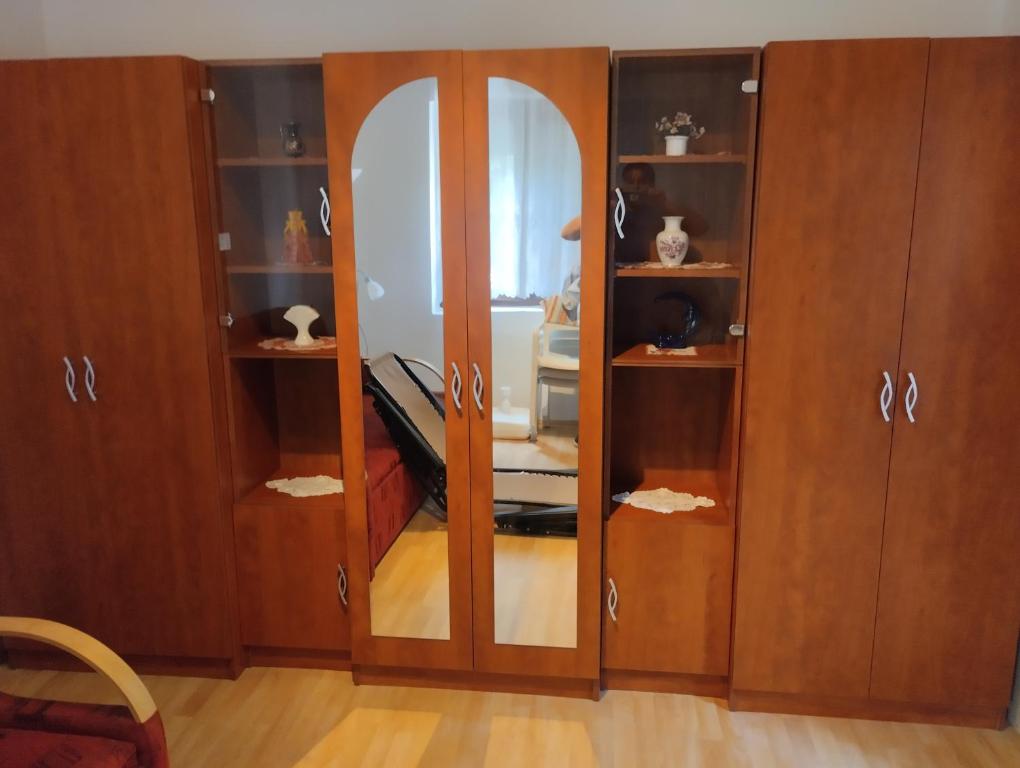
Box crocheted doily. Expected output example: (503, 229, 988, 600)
(265, 475, 344, 497)
(258, 336, 337, 352)
(612, 487, 716, 514)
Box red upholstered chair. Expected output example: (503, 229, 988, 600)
(0, 617, 169, 768)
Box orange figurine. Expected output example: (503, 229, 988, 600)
(282, 210, 313, 265)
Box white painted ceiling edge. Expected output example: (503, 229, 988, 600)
(2, 0, 1018, 59)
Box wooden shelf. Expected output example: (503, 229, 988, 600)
(237, 467, 344, 511)
(609, 475, 730, 526)
(227, 263, 333, 275)
(612, 341, 741, 369)
(228, 338, 337, 359)
(615, 263, 741, 279)
(217, 156, 328, 168)
(618, 153, 746, 165)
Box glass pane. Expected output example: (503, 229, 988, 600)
(488, 78, 581, 648)
(209, 64, 336, 354)
(352, 78, 450, 640)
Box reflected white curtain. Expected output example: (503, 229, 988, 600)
(488, 78, 581, 303)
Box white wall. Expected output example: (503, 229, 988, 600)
(0, 0, 45, 57)
(2, 0, 1015, 59)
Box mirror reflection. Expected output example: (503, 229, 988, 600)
(488, 78, 581, 648)
(352, 78, 451, 640)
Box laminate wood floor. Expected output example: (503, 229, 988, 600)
(2, 664, 1018, 767)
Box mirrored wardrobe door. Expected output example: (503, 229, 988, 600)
(323, 51, 473, 670)
(463, 49, 609, 680)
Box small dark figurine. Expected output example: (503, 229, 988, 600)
(653, 291, 700, 349)
(280, 121, 306, 157)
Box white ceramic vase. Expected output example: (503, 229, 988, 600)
(283, 304, 319, 347)
(664, 135, 689, 156)
(655, 216, 689, 266)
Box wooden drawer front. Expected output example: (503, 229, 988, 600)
(603, 520, 733, 676)
(234, 504, 349, 652)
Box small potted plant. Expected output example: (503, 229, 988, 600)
(655, 112, 706, 156)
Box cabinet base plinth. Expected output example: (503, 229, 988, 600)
(602, 669, 728, 697)
(729, 689, 1007, 730)
(353, 664, 600, 700)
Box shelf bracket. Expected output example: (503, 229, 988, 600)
(200, 88, 216, 104)
(741, 79, 759, 94)
(217, 233, 232, 252)
(729, 324, 745, 337)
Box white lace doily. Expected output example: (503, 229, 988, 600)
(265, 475, 344, 497)
(258, 336, 337, 352)
(613, 487, 716, 514)
(616, 261, 734, 270)
(645, 344, 697, 356)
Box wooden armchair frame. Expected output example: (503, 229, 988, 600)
(0, 617, 157, 722)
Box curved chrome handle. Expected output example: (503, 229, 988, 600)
(337, 563, 348, 607)
(450, 362, 463, 414)
(319, 186, 331, 237)
(904, 371, 918, 424)
(62, 356, 78, 403)
(607, 577, 618, 623)
(471, 362, 484, 415)
(613, 187, 626, 240)
(83, 356, 97, 402)
(880, 370, 893, 423)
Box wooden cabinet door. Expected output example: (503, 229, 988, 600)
(869, 37, 1020, 710)
(732, 39, 929, 698)
(324, 51, 475, 671)
(76, 58, 232, 659)
(1, 58, 233, 660)
(234, 504, 350, 652)
(604, 520, 733, 677)
(463, 48, 608, 681)
(0, 61, 101, 635)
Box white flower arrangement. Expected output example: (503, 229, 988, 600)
(655, 112, 706, 139)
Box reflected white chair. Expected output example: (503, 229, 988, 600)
(529, 321, 580, 440)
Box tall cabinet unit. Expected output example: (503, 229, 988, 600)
(733, 37, 1020, 727)
(202, 60, 350, 667)
(324, 48, 608, 695)
(0, 57, 238, 671)
(602, 49, 759, 693)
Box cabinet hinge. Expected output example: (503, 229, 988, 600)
(219, 312, 234, 329)
(200, 88, 216, 103)
(729, 323, 746, 337)
(741, 79, 759, 94)
(217, 232, 232, 252)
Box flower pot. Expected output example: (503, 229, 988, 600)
(655, 216, 689, 266)
(664, 135, 689, 156)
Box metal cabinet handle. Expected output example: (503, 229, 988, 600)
(319, 187, 331, 236)
(607, 577, 618, 623)
(62, 356, 78, 403)
(904, 371, 918, 424)
(613, 187, 626, 240)
(471, 362, 485, 415)
(83, 356, 98, 402)
(880, 370, 893, 423)
(337, 563, 348, 607)
(450, 362, 463, 414)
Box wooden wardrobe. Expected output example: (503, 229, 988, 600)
(0, 57, 238, 673)
(733, 37, 1020, 728)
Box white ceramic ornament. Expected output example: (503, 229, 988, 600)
(283, 304, 319, 347)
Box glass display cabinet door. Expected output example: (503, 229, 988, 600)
(208, 62, 337, 357)
(323, 51, 473, 671)
(463, 49, 608, 682)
